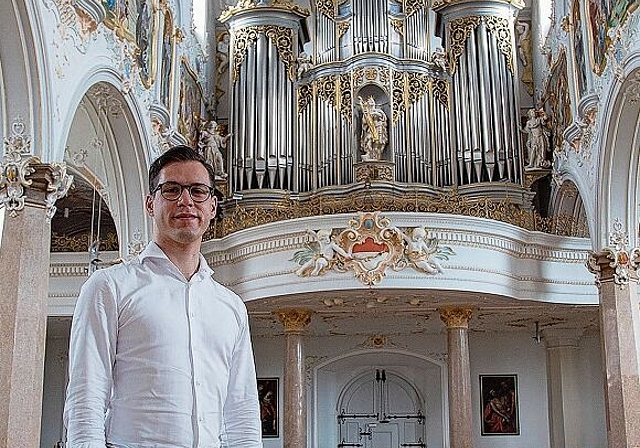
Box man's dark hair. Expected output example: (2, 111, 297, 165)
(148, 145, 216, 193)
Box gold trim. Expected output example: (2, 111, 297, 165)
(51, 231, 119, 252)
(484, 16, 515, 74)
(449, 15, 515, 74)
(448, 16, 481, 74)
(316, 0, 335, 19)
(404, 0, 430, 17)
(389, 18, 405, 36)
(337, 21, 350, 38)
(232, 26, 296, 83)
(205, 189, 590, 239)
(439, 307, 473, 329)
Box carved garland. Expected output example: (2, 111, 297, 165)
(232, 25, 296, 82)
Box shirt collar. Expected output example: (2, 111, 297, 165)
(139, 241, 214, 278)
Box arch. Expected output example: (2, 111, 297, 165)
(548, 177, 591, 239)
(0, 0, 46, 157)
(312, 349, 448, 448)
(596, 56, 640, 249)
(61, 78, 152, 256)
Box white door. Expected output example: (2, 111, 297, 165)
(337, 370, 426, 448)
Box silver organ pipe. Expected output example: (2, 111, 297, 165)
(488, 31, 505, 179)
(476, 23, 494, 180)
(221, 0, 524, 197)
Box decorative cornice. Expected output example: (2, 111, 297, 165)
(439, 307, 473, 329)
(275, 308, 313, 333)
(220, 0, 309, 22)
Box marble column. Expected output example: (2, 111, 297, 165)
(0, 156, 72, 448)
(588, 245, 640, 448)
(543, 329, 584, 448)
(440, 307, 473, 448)
(276, 308, 313, 448)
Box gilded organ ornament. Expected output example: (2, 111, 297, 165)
(232, 25, 296, 82)
(290, 212, 455, 285)
(448, 16, 515, 74)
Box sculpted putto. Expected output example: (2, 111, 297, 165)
(198, 120, 230, 178)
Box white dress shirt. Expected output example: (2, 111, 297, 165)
(64, 242, 263, 448)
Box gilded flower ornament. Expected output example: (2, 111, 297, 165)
(1, 118, 39, 217)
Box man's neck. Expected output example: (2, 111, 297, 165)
(154, 239, 202, 281)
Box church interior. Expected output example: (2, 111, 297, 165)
(1, 0, 640, 446)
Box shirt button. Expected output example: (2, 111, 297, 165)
(196, 380, 202, 386)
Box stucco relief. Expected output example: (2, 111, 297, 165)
(291, 212, 455, 285)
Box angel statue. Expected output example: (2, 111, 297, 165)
(359, 96, 388, 161)
(198, 120, 231, 178)
(392, 226, 455, 274)
(522, 108, 551, 170)
(291, 229, 351, 277)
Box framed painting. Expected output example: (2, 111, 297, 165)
(586, 0, 609, 74)
(542, 50, 572, 153)
(159, 8, 175, 107)
(178, 58, 205, 148)
(480, 375, 519, 436)
(572, 0, 589, 99)
(258, 378, 279, 438)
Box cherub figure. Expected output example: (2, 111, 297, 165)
(297, 51, 313, 79)
(393, 226, 454, 274)
(431, 47, 449, 72)
(291, 229, 351, 276)
(198, 120, 231, 178)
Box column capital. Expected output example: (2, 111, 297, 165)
(439, 307, 473, 329)
(275, 308, 313, 334)
(1, 120, 72, 220)
(587, 219, 640, 288)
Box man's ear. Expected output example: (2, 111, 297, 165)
(145, 194, 154, 216)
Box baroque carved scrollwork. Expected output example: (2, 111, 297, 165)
(449, 16, 515, 74)
(316, 0, 335, 19)
(484, 16, 515, 74)
(297, 82, 314, 113)
(587, 219, 640, 288)
(232, 26, 296, 82)
(1, 118, 73, 220)
(404, 0, 429, 17)
(449, 17, 482, 73)
(339, 73, 353, 123)
(46, 163, 74, 220)
(1, 118, 38, 217)
(290, 212, 455, 285)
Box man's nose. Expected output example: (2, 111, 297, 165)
(177, 187, 194, 205)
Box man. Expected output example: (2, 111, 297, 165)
(64, 146, 263, 448)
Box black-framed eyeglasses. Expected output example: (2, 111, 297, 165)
(152, 182, 214, 203)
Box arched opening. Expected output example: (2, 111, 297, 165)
(548, 178, 590, 238)
(314, 350, 446, 448)
(597, 66, 640, 248)
(60, 81, 150, 259)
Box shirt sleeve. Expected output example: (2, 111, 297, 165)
(63, 271, 118, 447)
(222, 308, 263, 448)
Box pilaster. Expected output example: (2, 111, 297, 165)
(0, 126, 72, 448)
(587, 221, 640, 448)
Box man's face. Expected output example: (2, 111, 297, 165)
(145, 160, 216, 247)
